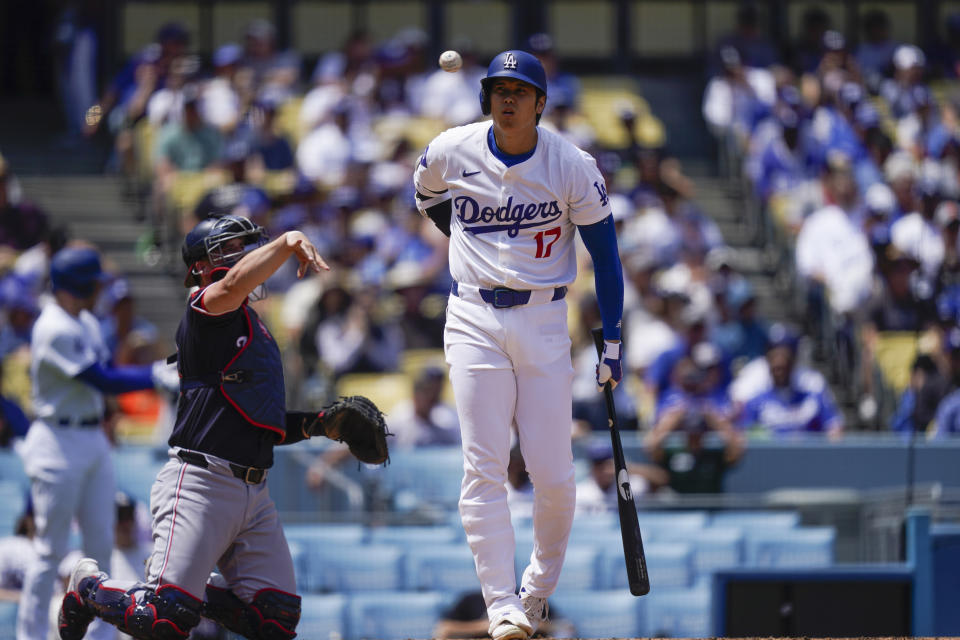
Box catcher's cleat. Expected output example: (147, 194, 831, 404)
(489, 611, 532, 640)
(519, 588, 548, 636)
(58, 557, 104, 640)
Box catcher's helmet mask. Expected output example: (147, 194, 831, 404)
(182, 215, 268, 288)
(479, 49, 548, 123)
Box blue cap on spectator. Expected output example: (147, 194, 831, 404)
(528, 32, 554, 54)
(779, 85, 802, 109)
(720, 46, 742, 70)
(214, 43, 243, 67)
(157, 22, 189, 45)
(222, 138, 250, 163)
(777, 107, 799, 130)
(0, 275, 37, 314)
(767, 323, 799, 352)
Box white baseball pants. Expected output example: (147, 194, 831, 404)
(444, 293, 576, 624)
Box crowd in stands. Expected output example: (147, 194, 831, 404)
(4, 6, 960, 511)
(703, 3, 960, 438)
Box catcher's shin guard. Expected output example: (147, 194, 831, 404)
(89, 582, 203, 639)
(204, 583, 301, 639)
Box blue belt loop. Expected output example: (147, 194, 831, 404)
(552, 286, 567, 301)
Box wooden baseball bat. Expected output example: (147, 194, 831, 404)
(592, 328, 650, 596)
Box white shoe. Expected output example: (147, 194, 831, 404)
(520, 588, 548, 636)
(489, 612, 532, 640)
(67, 558, 103, 595)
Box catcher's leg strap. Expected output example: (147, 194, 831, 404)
(88, 581, 202, 640)
(204, 583, 301, 639)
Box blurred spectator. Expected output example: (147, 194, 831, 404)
(419, 38, 484, 126)
(644, 357, 745, 494)
(0, 358, 29, 448)
(858, 182, 896, 258)
(53, 4, 99, 140)
(884, 150, 919, 217)
(0, 274, 38, 358)
(527, 33, 582, 115)
(739, 330, 844, 439)
(712, 3, 778, 71)
(192, 138, 271, 226)
(750, 105, 822, 206)
(702, 45, 776, 150)
(881, 45, 932, 120)
(930, 13, 960, 78)
(729, 323, 827, 408)
(787, 7, 832, 74)
(387, 366, 460, 449)
(245, 96, 296, 172)
(623, 252, 680, 376)
(930, 329, 960, 437)
(145, 53, 201, 127)
(644, 301, 712, 405)
(240, 19, 301, 102)
(709, 278, 769, 364)
(855, 9, 898, 85)
(795, 153, 874, 316)
(96, 276, 159, 360)
(154, 83, 224, 176)
(891, 352, 949, 435)
(202, 43, 244, 132)
(575, 441, 666, 514)
(384, 261, 446, 350)
(0, 504, 35, 601)
(0, 159, 50, 252)
(84, 21, 190, 139)
(890, 160, 946, 280)
(299, 280, 402, 379)
(297, 99, 356, 188)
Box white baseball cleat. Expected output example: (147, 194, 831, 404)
(520, 588, 549, 636)
(67, 557, 103, 595)
(489, 611, 532, 640)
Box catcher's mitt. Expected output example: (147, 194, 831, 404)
(313, 395, 390, 465)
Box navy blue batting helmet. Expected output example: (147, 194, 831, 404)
(181, 214, 266, 286)
(50, 247, 106, 298)
(479, 50, 547, 117)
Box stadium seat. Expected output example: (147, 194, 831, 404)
(283, 524, 368, 592)
(368, 525, 460, 547)
(550, 590, 647, 638)
(313, 544, 405, 593)
(297, 594, 348, 640)
(384, 447, 464, 510)
(112, 446, 168, 506)
(346, 591, 445, 640)
(637, 510, 710, 538)
(710, 510, 801, 530)
(404, 543, 478, 591)
(667, 527, 744, 575)
(646, 585, 712, 638)
(336, 372, 412, 415)
(0, 481, 26, 536)
(744, 526, 836, 567)
(601, 541, 694, 590)
(0, 601, 17, 640)
(554, 544, 601, 591)
(0, 449, 28, 490)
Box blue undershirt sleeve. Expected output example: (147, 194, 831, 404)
(577, 214, 624, 341)
(76, 362, 154, 394)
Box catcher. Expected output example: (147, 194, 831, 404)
(58, 215, 389, 640)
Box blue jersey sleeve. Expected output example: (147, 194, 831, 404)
(577, 214, 624, 341)
(76, 362, 154, 394)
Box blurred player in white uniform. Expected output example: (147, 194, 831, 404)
(17, 247, 175, 640)
(414, 49, 624, 640)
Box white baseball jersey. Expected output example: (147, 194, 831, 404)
(414, 122, 611, 290)
(30, 304, 109, 422)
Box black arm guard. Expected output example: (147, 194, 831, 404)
(417, 194, 452, 237)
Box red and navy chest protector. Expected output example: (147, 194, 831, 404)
(171, 288, 286, 467)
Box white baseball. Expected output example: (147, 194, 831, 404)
(439, 50, 463, 72)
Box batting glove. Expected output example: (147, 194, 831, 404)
(596, 340, 623, 390)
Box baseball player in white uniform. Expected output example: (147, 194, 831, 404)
(17, 247, 176, 640)
(414, 49, 624, 640)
